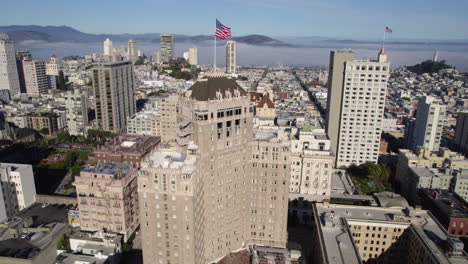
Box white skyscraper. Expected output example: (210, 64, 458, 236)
(411, 96, 446, 152)
(0, 33, 20, 97)
(188, 47, 198, 65)
(226, 40, 236, 74)
(327, 49, 390, 167)
(103, 38, 114, 56)
(128, 39, 138, 63)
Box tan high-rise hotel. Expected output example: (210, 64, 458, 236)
(138, 76, 289, 264)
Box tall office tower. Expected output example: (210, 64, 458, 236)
(22, 60, 48, 96)
(160, 34, 174, 63)
(326, 49, 390, 167)
(91, 61, 136, 133)
(454, 112, 468, 153)
(226, 40, 236, 74)
(15, 51, 32, 93)
(103, 38, 114, 56)
(74, 163, 139, 241)
(411, 96, 446, 152)
(138, 76, 289, 264)
(0, 33, 20, 97)
(0, 163, 36, 222)
(128, 39, 138, 63)
(65, 88, 88, 136)
(188, 47, 198, 65)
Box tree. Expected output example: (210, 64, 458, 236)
(407, 60, 453, 74)
(59, 70, 67, 90)
(39, 128, 50, 135)
(57, 234, 72, 252)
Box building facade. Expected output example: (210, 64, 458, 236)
(454, 112, 468, 154)
(74, 163, 139, 242)
(0, 33, 20, 97)
(188, 47, 198, 65)
(138, 76, 289, 264)
(65, 88, 88, 136)
(128, 39, 138, 63)
(91, 61, 136, 133)
(15, 50, 31, 94)
(226, 41, 236, 74)
(160, 34, 174, 63)
(326, 50, 389, 167)
(0, 163, 36, 222)
(103, 38, 114, 56)
(25, 112, 59, 136)
(23, 60, 48, 96)
(411, 96, 446, 152)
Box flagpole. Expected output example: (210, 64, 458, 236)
(382, 28, 386, 49)
(214, 19, 217, 72)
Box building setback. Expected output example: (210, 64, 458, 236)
(91, 61, 136, 133)
(74, 163, 139, 242)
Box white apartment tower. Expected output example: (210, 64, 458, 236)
(226, 40, 236, 74)
(23, 60, 48, 96)
(160, 34, 174, 63)
(411, 96, 446, 152)
(138, 76, 289, 264)
(66, 88, 89, 136)
(128, 39, 138, 63)
(188, 47, 198, 65)
(326, 49, 390, 167)
(0, 33, 20, 97)
(0, 163, 36, 222)
(104, 38, 114, 56)
(91, 61, 136, 133)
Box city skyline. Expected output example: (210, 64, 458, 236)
(1, 0, 468, 40)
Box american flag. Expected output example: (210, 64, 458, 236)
(385, 26, 393, 33)
(215, 19, 231, 40)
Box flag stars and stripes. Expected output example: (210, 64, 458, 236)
(215, 19, 231, 40)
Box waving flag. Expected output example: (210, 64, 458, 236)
(385, 26, 393, 33)
(215, 19, 231, 40)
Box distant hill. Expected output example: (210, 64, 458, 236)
(0, 25, 291, 47)
(407, 60, 454, 74)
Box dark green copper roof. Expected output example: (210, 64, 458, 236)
(188, 77, 247, 101)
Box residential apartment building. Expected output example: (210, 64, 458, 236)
(326, 49, 389, 167)
(91, 61, 136, 133)
(0, 33, 20, 97)
(452, 169, 468, 202)
(88, 134, 160, 168)
(66, 88, 88, 136)
(160, 34, 174, 63)
(454, 112, 468, 154)
(128, 39, 138, 63)
(45, 54, 59, 76)
(23, 59, 48, 96)
(188, 47, 198, 65)
(410, 96, 446, 152)
(226, 41, 236, 74)
(126, 110, 160, 137)
(157, 94, 178, 144)
(312, 201, 467, 264)
(0, 163, 36, 222)
(15, 51, 32, 94)
(138, 76, 289, 264)
(103, 38, 114, 56)
(74, 163, 139, 242)
(289, 125, 334, 199)
(25, 112, 59, 136)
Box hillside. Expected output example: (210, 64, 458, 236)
(0, 25, 290, 47)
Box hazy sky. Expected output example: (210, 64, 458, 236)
(2, 0, 468, 39)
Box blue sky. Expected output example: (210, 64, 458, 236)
(1, 0, 467, 39)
